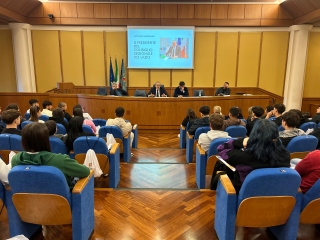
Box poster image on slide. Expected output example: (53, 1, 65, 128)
(159, 38, 189, 59)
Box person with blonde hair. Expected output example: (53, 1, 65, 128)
(213, 106, 222, 115)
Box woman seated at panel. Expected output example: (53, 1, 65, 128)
(73, 108, 96, 134)
(210, 119, 290, 193)
(65, 116, 95, 153)
(10, 122, 90, 189)
(49, 108, 68, 130)
(29, 106, 44, 123)
(181, 108, 197, 130)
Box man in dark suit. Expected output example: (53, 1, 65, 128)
(188, 106, 210, 135)
(148, 81, 169, 97)
(166, 40, 181, 58)
(110, 82, 128, 96)
(215, 82, 231, 96)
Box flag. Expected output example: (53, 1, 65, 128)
(115, 58, 119, 88)
(109, 57, 114, 91)
(120, 58, 127, 92)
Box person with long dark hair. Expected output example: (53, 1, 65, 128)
(73, 108, 96, 133)
(11, 122, 89, 189)
(211, 119, 290, 192)
(29, 106, 44, 123)
(49, 107, 68, 130)
(181, 108, 197, 129)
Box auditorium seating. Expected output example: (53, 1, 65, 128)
(99, 126, 131, 162)
(56, 123, 67, 134)
(186, 126, 210, 163)
(214, 168, 302, 240)
(21, 120, 33, 129)
(97, 86, 107, 96)
(286, 135, 318, 153)
(194, 89, 205, 96)
(225, 126, 246, 138)
(39, 115, 49, 122)
(49, 136, 68, 155)
(179, 125, 187, 149)
(7, 165, 94, 240)
(82, 125, 94, 134)
(0, 183, 7, 222)
(0, 134, 23, 164)
(279, 125, 284, 131)
(93, 118, 107, 127)
(299, 122, 316, 132)
(134, 89, 147, 97)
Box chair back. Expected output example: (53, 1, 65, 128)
(236, 168, 301, 227)
(56, 123, 67, 134)
(225, 126, 246, 138)
(75, 153, 109, 175)
(194, 89, 205, 96)
(93, 118, 107, 127)
(279, 125, 284, 131)
(268, 117, 276, 121)
(99, 126, 124, 152)
(0, 183, 7, 222)
(49, 136, 68, 154)
(73, 136, 108, 156)
(21, 120, 33, 129)
(194, 126, 210, 140)
(207, 138, 233, 157)
(299, 122, 316, 132)
(241, 119, 247, 124)
(134, 89, 147, 97)
(97, 86, 107, 96)
(318, 123, 320, 128)
(82, 125, 93, 133)
(0, 134, 23, 151)
(8, 165, 72, 225)
(300, 179, 320, 224)
(24, 112, 30, 120)
(39, 115, 49, 122)
(286, 135, 318, 153)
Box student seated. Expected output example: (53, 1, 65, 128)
(211, 119, 290, 192)
(261, 105, 273, 119)
(41, 100, 53, 117)
(198, 114, 231, 152)
(181, 108, 197, 129)
(312, 106, 320, 123)
(188, 106, 210, 135)
(6, 103, 26, 129)
(73, 104, 93, 120)
(45, 120, 67, 143)
(58, 102, 72, 122)
(221, 107, 246, 131)
(26, 98, 39, 113)
(73, 108, 96, 134)
(289, 109, 311, 128)
(1, 109, 22, 136)
(279, 111, 306, 147)
(11, 122, 90, 189)
(29, 106, 45, 123)
(49, 108, 68, 130)
(265, 103, 286, 126)
(246, 106, 264, 136)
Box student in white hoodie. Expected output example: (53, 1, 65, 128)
(198, 114, 231, 152)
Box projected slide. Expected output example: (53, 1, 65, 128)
(127, 27, 194, 69)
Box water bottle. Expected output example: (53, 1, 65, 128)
(199, 91, 201, 97)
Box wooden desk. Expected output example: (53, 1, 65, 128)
(0, 93, 269, 133)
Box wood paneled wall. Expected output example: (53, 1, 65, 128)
(27, 3, 293, 27)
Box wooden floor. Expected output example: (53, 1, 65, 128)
(1, 134, 320, 240)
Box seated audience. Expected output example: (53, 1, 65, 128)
(266, 103, 286, 126)
(29, 106, 44, 123)
(246, 106, 253, 123)
(222, 107, 246, 131)
(174, 81, 189, 97)
(289, 109, 311, 128)
(148, 81, 169, 97)
(215, 82, 230, 96)
(11, 122, 90, 189)
(41, 100, 53, 117)
(181, 108, 197, 129)
(73, 108, 96, 133)
(246, 106, 264, 136)
(188, 106, 210, 135)
(279, 111, 306, 147)
(65, 116, 95, 152)
(26, 98, 39, 113)
(261, 105, 273, 119)
(312, 106, 320, 123)
(1, 109, 22, 136)
(110, 82, 128, 96)
(211, 119, 290, 192)
(58, 102, 72, 122)
(5, 103, 25, 129)
(106, 107, 134, 147)
(295, 150, 320, 194)
(45, 120, 67, 143)
(213, 106, 222, 115)
(198, 114, 231, 152)
(49, 108, 68, 130)
(73, 104, 93, 120)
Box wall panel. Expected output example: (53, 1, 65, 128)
(237, 32, 261, 87)
(215, 32, 238, 87)
(83, 32, 105, 86)
(172, 70, 192, 88)
(128, 69, 148, 87)
(304, 32, 320, 98)
(60, 31, 84, 85)
(259, 32, 289, 96)
(0, 30, 16, 92)
(193, 32, 215, 87)
(32, 30, 61, 92)
(150, 70, 170, 87)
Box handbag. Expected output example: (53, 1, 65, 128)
(106, 133, 116, 150)
(83, 149, 103, 178)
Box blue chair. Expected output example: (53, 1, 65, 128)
(299, 122, 316, 132)
(215, 168, 302, 240)
(318, 123, 320, 128)
(0, 134, 23, 164)
(64, 117, 68, 123)
(240, 119, 247, 124)
(93, 118, 107, 127)
(286, 135, 318, 153)
(7, 165, 94, 240)
(225, 126, 246, 138)
(39, 115, 49, 122)
(56, 123, 67, 134)
(268, 117, 276, 121)
(134, 89, 147, 97)
(0, 120, 6, 129)
(0, 183, 7, 222)
(179, 122, 189, 149)
(24, 112, 30, 120)
(196, 138, 233, 189)
(73, 136, 120, 188)
(21, 120, 33, 129)
(99, 126, 131, 162)
(279, 125, 284, 131)
(49, 136, 68, 155)
(82, 125, 94, 133)
(186, 126, 210, 163)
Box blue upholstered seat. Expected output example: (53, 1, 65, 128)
(186, 126, 210, 163)
(0, 134, 23, 164)
(49, 136, 68, 155)
(300, 179, 320, 224)
(215, 168, 302, 240)
(24, 112, 30, 120)
(299, 122, 316, 132)
(134, 89, 147, 97)
(39, 115, 49, 122)
(225, 126, 246, 138)
(93, 118, 107, 127)
(7, 165, 94, 239)
(21, 120, 33, 129)
(82, 125, 94, 133)
(279, 125, 284, 131)
(56, 123, 67, 134)
(286, 135, 318, 153)
(0, 183, 7, 222)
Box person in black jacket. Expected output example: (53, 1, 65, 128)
(181, 108, 197, 129)
(246, 106, 264, 137)
(110, 82, 128, 96)
(58, 102, 72, 122)
(49, 108, 68, 130)
(188, 106, 210, 135)
(215, 82, 230, 96)
(148, 81, 169, 97)
(312, 106, 320, 124)
(174, 81, 189, 97)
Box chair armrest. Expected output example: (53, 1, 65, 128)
(133, 124, 137, 130)
(187, 132, 194, 139)
(110, 143, 120, 154)
(181, 125, 186, 130)
(197, 144, 205, 155)
(72, 170, 94, 194)
(220, 174, 236, 195)
(123, 133, 130, 139)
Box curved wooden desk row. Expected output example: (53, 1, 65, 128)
(0, 93, 269, 132)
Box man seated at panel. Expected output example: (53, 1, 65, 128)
(1, 109, 22, 136)
(215, 82, 230, 96)
(106, 107, 134, 148)
(265, 103, 286, 126)
(58, 102, 72, 122)
(148, 81, 169, 97)
(188, 106, 210, 135)
(110, 82, 128, 96)
(26, 98, 39, 113)
(279, 111, 306, 147)
(41, 100, 53, 117)
(174, 81, 189, 98)
(246, 106, 264, 137)
(221, 107, 246, 131)
(198, 114, 231, 152)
